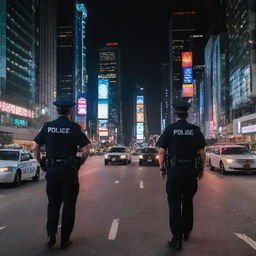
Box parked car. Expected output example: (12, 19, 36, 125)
(104, 146, 132, 165)
(208, 145, 256, 174)
(0, 149, 41, 186)
(139, 147, 159, 166)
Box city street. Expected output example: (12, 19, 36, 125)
(1, 156, 256, 256)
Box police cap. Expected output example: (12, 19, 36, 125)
(173, 101, 191, 113)
(53, 98, 76, 109)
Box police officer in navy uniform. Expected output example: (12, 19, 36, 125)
(32, 98, 90, 249)
(156, 101, 206, 250)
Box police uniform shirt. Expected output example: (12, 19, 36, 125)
(34, 116, 90, 159)
(156, 120, 206, 158)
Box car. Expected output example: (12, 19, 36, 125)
(208, 145, 256, 174)
(0, 149, 41, 186)
(205, 146, 215, 164)
(104, 146, 132, 165)
(139, 147, 159, 166)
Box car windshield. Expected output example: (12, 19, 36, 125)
(221, 147, 252, 155)
(141, 148, 158, 154)
(0, 151, 20, 161)
(109, 148, 126, 153)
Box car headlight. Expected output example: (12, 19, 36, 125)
(0, 167, 12, 172)
(225, 159, 235, 164)
(139, 155, 143, 159)
(156, 155, 159, 159)
(105, 155, 109, 159)
(120, 155, 126, 159)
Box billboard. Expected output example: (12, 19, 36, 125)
(182, 52, 193, 68)
(136, 123, 144, 140)
(98, 120, 108, 136)
(98, 101, 108, 119)
(136, 96, 144, 104)
(136, 104, 144, 112)
(182, 84, 194, 97)
(77, 96, 87, 115)
(136, 112, 144, 122)
(183, 67, 193, 84)
(98, 79, 109, 99)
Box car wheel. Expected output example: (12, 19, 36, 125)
(105, 160, 108, 165)
(13, 170, 21, 187)
(209, 159, 214, 170)
(220, 161, 227, 175)
(32, 167, 40, 181)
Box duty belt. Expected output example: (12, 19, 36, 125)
(46, 158, 69, 166)
(177, 159, 194, 164)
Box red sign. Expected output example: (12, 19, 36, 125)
(77, 97, 87, 116)
(182, 84, 194, 97)
(106, 42, 118, 46)
(182, 52, 193, 67)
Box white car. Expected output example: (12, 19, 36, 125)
(104, 146, 132, 165)
(0, 149, 41, 186)
(208, 145, 256, 174)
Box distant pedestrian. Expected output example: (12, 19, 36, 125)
(32, 98, 90, 249)
(156, 101, 206, 250)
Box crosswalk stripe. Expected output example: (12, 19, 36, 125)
(235, 233, 256, 250)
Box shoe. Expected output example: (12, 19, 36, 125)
(183, 232, 190, 241)
(168, 238, 182, 250)
(47, 234, 56, 247)
(61, 239, 72, 249)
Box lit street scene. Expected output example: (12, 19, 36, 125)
(1, 0, 256, 255)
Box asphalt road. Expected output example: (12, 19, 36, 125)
(1, 156, 256, 256)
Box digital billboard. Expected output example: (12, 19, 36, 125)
(98, 101, 108, 119)
(182, 52, 193, 68)
(136, 96, 144, 104)
(183, 67, 193, 84)
(136, 123, 144, 140)
(98, 120, 108, 136)
(182, 84, 194, 97)
(136, 112, 144, 122)
(136, 104, 144, 112)
(77, 97, 87, 115)
(98, 79, 109, 99)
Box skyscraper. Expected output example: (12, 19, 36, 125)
(56, 0, 88, 126)
(0, 0, 37, 141)
(98, 43, 122, 144)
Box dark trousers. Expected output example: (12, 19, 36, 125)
(166, 167, 198, 241)
(46, 164, 79, 241)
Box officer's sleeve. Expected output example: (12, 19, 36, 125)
(34, 125, 46, 146)
(155, 130, 168, 149)
(195, 127, 207, 150)
(77, 128, 91, 148)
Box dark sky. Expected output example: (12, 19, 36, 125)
(85, 0, 211, 142)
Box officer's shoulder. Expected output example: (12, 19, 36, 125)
(188, 123, 201, 131)
(163, 124, 174, 133)
(70, 121, 83, 130)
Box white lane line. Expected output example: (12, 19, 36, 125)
(235, 233, 256, 250)
(114, 180, 120, 184)
(120, 176, 123, 179)
(108, 219, 120, 240)
(140, 180, 144, 189)
(58, 225, 61, 229)
(0, 226, 6, 231)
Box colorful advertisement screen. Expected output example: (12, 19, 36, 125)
(182, 52, 193, 68)
(98, 79, 109, 99)
(77, 97, 87, 115)
(183, 67, 193, 84)
(136, 112, 144, 122)
(136, 96, 144, 104)
(136, 123, 144, 140)
(98, 101, 108, 119)
(98, 120, 108, 136)
(182, 84, 194, 97)
(136, 104, 144, 112)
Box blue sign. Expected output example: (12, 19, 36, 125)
(183, 67, 193, 84)
(136, 96, 144, 104)
(98, 79, 109, 99)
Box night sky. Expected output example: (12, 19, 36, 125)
(85, 0, 212, 143)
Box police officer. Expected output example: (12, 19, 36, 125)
(156, 101, 206, 250)
(32, 98, 90, 249)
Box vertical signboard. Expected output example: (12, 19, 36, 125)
(182, 84, 194, 97)
(182, 52, 193, 98)
(98, 79, 109, 99)
(77, 96, 87, 115)
(136, 95, 144, 141)
(182, 52, 193, 68)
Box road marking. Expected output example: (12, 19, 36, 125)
(139, 168, 142, 170)
(58, 225, 61, 229)
(114, 181, 119, 184)
(0, 226, 6, 231)
(235, 233, 256, 250)
(108, 219, 120, 240)
(140, 180, 144, 189)
(120, 176, 123, 179)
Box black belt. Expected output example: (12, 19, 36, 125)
(177, 159, 194, 164)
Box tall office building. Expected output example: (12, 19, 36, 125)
(98, 43, 122, 144)
(169, 4, 207, 122)
(57, 0, 88, 127)
(37, 0, 57, 121)
(0, 0, 37, 141)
